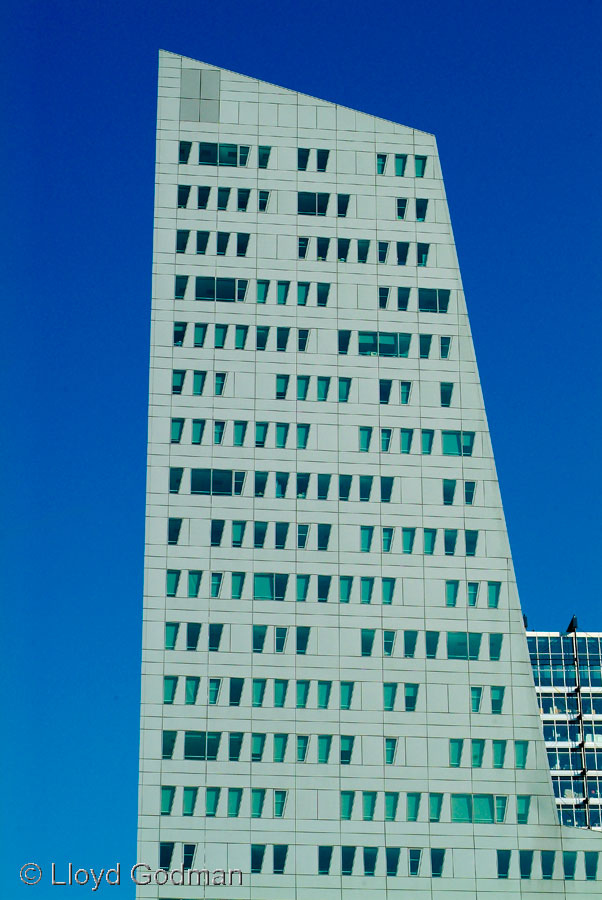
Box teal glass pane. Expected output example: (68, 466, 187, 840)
(473, 795, 494, 825)
(442, 430, 461, 455)
(421, 429, 434, 454)
(449, 739, 463, 767)
(404, 683, 419, 711)
(495, 795, 508, 823)
(400, 428, 413, 453)
(470, 686, 482, 712)
(465, 530, 479, 556)
(424, 528, 437, 555)
(492, 740, 506, 768)
(317, 680, 331, 708)
(227, 788, 242, 817)
(467, 581, 479, 606)
(340, 791, 354, 820)
(383, 683, 397, 711)
(415, 155, 427, 177)
(515, 740, 529, 769)
(491, 685, 505, 714)
(382, 578, 395, 605)
(206, 787, 220, 817)
(251, 789, 265, 818)
(277, 280, 290, 304)
(471, 739, 485, 767)
(445, 580, 459, 607)
(406, 792, 421, 821)
(489, 633, 503, 660)
(563, 852, 577, 880)
(516, 795, 530, 824)
(165, 622, 179, 650)
(487, 581, 501, 608)
(182, 786, 197, 816)
(402, 528, 415, 553)
(541, 850, 555, 880)
(451, 794, 472, 823)
(403, 630, 417, 658)
(385, 792, 398, 821)
(231, 572, 245, 599)
(429, 793, 443, 822)
(442, 479, 456, 505)
(394, 154, 407, 176)
(497, 850, 511, 879)
(185, 677, 199, 704)
(166, 570, 180, 597)
(425, 631, 439, 659)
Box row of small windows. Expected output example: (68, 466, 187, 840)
(178, 184, 270, 211)
(174, 276, 452, 313)
(172, 321, 453, 360)
(548, 748, 602, 772)
(528, 635, 602, 666)
(160, 785, 287, 818)
(173, 321, 310, 351)
(532, 663, 602, 688)
(449, 737, 527, 769)
(178, 142, 430, 179)
(158, 784, 531, 825)
(157, 841, 599, 881)
(297, 192, 428, 221)
(377, 152, 428, 177)
(169, 418, 312, 449)
(162, 675, 506, 713)
(161, 612, 504, 663)
(163, 675, 424, 711)
(168, 467, 477, 510)
(168, 419, 476, 458)
(161, 731, 512, 767)
(297, 235, 431, 266)
(175, 517, 481, 557)
(171, 368, 457, 409)
(544, 722, 602, 743)
(176, 234, 433, 265)
(163, 575, 498, 609)
(538, 692, 602, 715)
(339, 329, 451, 359)
(553, 775, 602, 800)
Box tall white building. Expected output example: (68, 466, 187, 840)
(138, 50, 602, 896)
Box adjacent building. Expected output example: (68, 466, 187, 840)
(137, 50, 602, 896)
(528, 629, 602, 831)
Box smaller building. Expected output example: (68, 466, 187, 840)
(528, 628, 602, 829)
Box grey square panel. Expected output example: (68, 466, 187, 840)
(181, 68, 201, 99)
(199, 100, 219, 123)
(200, 69, 220, 100)
(180, 98, 200, 122)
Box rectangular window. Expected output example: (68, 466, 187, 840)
(378, 240, 388, 262)
(416, 197, 428, 221)
(396, 242, 409, 265)
(257, 145, 271, 168)
(316, 149, 330, 171)
(376, 153, 387, 174)
(357, 239, 370, 263)
(337, 193, 350, 216)
(298, 191, 330, 215)
(394, 154, 407, 176)
(384, 737, 397, 765)
(396, 198, 407, 219)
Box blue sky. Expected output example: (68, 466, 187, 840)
(3, 0, 601, 894)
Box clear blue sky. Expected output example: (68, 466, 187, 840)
(2, 0, 601, 893)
